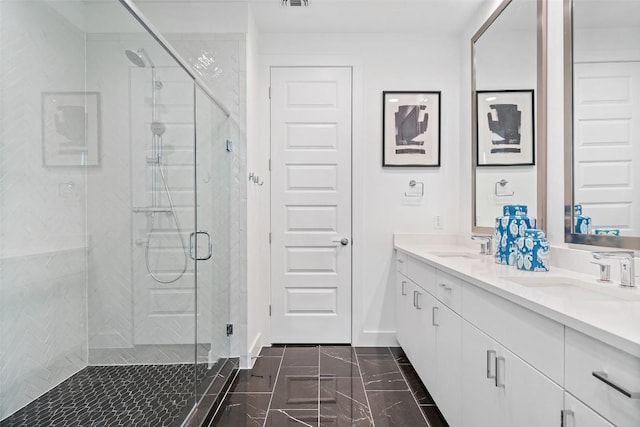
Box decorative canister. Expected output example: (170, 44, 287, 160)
(494, 206, 537, 266)
(573, 204, 591, 234)
(503, 205, 528, 216)
(574, 215, 591, 234)
(593, 228, 620, 236)
(523, 228, 545, 239)
(516, 236, 550, 272)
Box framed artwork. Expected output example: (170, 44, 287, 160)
(42, 92, 101, 167)
(476, 89, 534, 166)
(382, 91, 441, 167)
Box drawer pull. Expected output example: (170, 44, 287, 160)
(495, 356, 506, 388)
(413, 291, 418, 307)
(439, 283, 453, 291)
(432, 306, 439, 326)
(401, 281, 407, 296)
(486, 350, 496, 379)
(561, 410, 574, 427)
(592, 371, 640, 399)
(415, 292, 422, 310)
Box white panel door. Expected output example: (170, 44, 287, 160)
(270, 67, 352, 343)
(574, 62, 640, 234)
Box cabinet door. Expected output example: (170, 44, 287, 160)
(395, 273, 411, 352)
(462, 321, 501, 427)
(500, 346, 564, 427)
(412, 286, 437, 391)
(564, 393, 615, 427)
(434, 303, 462, 427)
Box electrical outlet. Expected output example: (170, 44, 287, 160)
(434, 215, 443, 229)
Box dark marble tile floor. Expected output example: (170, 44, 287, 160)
(210, 346, 449, 427)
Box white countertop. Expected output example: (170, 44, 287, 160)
(394, 237, 640, 357)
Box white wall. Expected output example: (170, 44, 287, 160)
(0, 1, 87, 419)
(245, 5, 268, 365)
(254, 32, 462, 346)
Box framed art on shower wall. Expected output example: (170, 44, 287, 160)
(382, 91, 441, 167)
(42, 91, 101, 167)
(476, 89, 534, 166)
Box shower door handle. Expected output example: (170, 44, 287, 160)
(190, 231, 213, 261)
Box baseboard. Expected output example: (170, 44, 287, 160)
(245, 332, 263, 368)
(353, 330, 398, 347)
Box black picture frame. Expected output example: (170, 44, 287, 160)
(382, 91, 441, 167)
(476, 89, 535, 167)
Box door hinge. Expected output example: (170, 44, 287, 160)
(226, 323, 233, 336)
(268, 158, 271, 171)
(269, 232, 271, 244)
(268, 86, 271, 99)
(269, 304, 271, 316)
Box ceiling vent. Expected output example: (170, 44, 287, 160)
(282, 0, 309, 6)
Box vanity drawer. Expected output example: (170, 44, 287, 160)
(435, 270, 463, 314)
(407, 256, 436, 294)
(396, 251, 408, 275)
(565, 328, 640, 427)
(463, 284, 564, 384)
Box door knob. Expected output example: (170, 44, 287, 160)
(332, 238, 349, 246)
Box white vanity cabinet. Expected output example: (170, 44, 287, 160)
(564, 393, 616, 427)
(433, 302, 462, 427)
(461, 321, 563, 427)
(565, 329, 640, 427)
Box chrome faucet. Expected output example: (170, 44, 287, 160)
(472, 235, 493, 255)
(592, 251, 636, 288)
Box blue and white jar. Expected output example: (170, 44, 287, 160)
(503, 205, 528, 216)
(574, 204, 583, 215)
(523, 228, 545, 239)
(593, 228, 620, 236)
(516, 236, 550, 272)
(495, 210, 537, 266)
(574, 215, 591, 234)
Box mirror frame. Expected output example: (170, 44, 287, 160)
(471, 0, 548, 234)
(563, 0, 640, 250)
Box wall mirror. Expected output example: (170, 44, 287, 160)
(472, 0, 547, 233)
(564, 0, 640, 249)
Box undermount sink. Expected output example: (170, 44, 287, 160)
(506, 276, 640, 302)
(429, 251, 482, 260)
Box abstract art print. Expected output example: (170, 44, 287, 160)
(42, 92, 101, 167)
(382, 91, 441, 167)
(476, 90, 534, 166)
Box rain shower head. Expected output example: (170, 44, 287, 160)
(125, 48, 155, 68)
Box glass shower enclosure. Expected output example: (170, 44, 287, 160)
(0, 0, 237, 425)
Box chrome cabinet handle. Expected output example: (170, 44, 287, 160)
(592, 371, 640, 399)
(401, 281, 407, 296)
(439, 283, 453, 291)
(495, 357, 506, 388)
(561, 410, 574, 427)
(413, 291, 418, 308)
(415, 292, 422, 310)
(486, 350, 496, 379)
(432, 306, 439, 326)
(332, 237, 349, 246)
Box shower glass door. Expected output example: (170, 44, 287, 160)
(193, 84, 232, 412)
